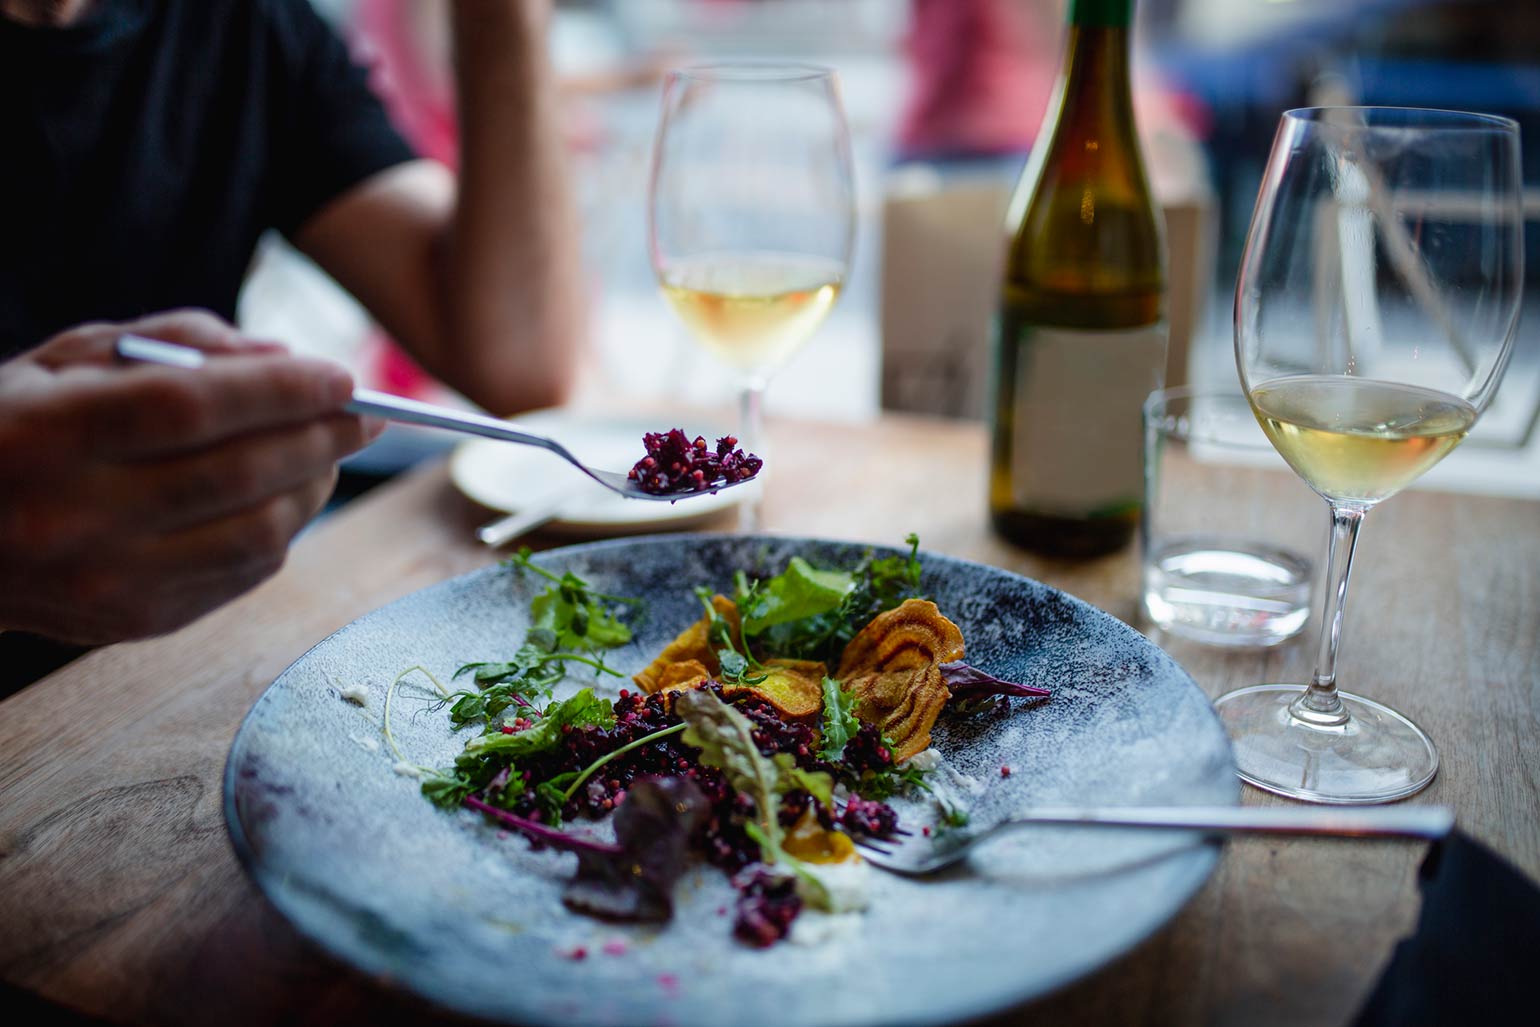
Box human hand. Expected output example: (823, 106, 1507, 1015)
(0, 310, 384, 644)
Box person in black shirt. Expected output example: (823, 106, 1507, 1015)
(0, 0, 584, 644)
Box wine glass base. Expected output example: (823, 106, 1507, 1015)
(1212, 684, 1438, 805)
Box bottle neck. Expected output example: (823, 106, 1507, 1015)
(1069, 0, 1133, 28)
(1055, 18, 1134, 150)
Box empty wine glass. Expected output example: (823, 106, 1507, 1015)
(648, 63, 855, 530)
(1217, 107, 1523, 804)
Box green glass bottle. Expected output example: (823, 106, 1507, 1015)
(988, 0, 1166, 557)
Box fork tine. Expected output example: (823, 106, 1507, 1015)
(854, 826, 981, 877)
(855, 845, 933, 877)
(854, 838, 893, 856)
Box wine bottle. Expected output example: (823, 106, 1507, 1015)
(988, 0, 1166, 556)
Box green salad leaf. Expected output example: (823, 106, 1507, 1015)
(509, 548, 639, 658)
(734, 534, 927, 667)
(462, 688, 615, 760)
(692, 587, 766, 685)
(421, 772, 478, 809)
(422, 688, 617, 811)
(772, 753, 834, 809)
(443, 644, 566, 724)
(862, 532, 924, 614)
(816, 676, 860, 761)
(855, 746, 931, 800)
(674, 689, 838, 910)
(674, 688, 785, 861)
(737, 557, 854, 636)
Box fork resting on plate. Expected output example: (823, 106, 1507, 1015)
(855, 804, 1456, 877)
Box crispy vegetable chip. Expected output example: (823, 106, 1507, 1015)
(654, 659, 713, 692)
(727, 659, 824, 720)
(635, 598, 823, 719)
(836, 598, 965, 678)
(633, 595, 742, 693)
(836, 599, 965, 760)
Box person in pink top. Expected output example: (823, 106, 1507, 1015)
(898, 0, 1059, 163)
(354, 0, 462, 170)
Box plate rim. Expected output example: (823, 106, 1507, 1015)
(224, 532, 1236, 1026)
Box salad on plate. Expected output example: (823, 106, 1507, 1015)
(377, 536, 1050, 947)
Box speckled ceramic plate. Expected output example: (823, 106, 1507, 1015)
(225, 535, 1236, 1027)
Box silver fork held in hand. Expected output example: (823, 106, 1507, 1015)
(114, 335, 752, 502)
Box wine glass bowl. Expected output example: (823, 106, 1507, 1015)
(1217, 107, 1523, 804)
(648, 64, 855, 529)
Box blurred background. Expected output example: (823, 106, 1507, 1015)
(247, 0, 1540, 497)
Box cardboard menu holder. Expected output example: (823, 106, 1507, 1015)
(879, 148, 1215, 420)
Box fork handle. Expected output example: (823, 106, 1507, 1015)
(345, 389, 554, 451)
(1000, 805, 1454, 841)
(114, 334, 560, 454)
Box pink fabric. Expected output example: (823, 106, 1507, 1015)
(345, 0, 454, 398)
(899, 0, 1058, 159)
(349, 0, 459, 168)
(342, 1, 603, 402)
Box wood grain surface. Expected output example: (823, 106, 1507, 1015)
(1, 413, 1535, 1027)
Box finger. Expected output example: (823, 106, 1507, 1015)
(361, 415, 387, 442)
(124, 309, 289, 357)
(143, 472, 336, 580)
(30, 309, 282, 369)
(105, 413, 374, 531)
(34, 555, 278, 645)
(68, 352, 356, 458)
(162, 471, 334, 575)
(2, 474, 336, 644)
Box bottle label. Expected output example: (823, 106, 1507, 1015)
(1004, 320, 1166, 517)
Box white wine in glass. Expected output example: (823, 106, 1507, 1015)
(658, 252, 845, 373)
(1219, 107, 1522, 804)
(1249, 377, 1478, 505)
(649, 64, 855, 531)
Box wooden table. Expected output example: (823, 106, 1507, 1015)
(2, 413, 1536, 1026)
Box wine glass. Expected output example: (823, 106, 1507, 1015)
(648, 63, 855, 530)
(1217, 107, 1523, 804)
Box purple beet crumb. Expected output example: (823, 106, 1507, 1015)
(839, 795, 899, 838)
(627, 429, 762, 496)
(732, 869, 803, 947)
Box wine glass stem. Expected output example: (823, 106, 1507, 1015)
(1291, 502, 1367, 727)
(737, 379, 767, 532)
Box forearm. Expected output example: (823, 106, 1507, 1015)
(294, 0, 586, 414)
(438, 0, 584, 413)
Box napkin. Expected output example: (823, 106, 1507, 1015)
(1355, 829, 1540, 1026)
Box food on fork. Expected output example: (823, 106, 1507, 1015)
(628, 428, 762, 495)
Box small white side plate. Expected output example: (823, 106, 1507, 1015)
(448, 409, 753, 534)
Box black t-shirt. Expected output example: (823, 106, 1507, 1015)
(0, 0, 417, 359)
